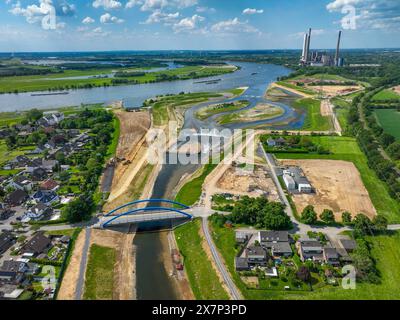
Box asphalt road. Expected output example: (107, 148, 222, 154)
(74, 228, 92, 300)
(201, 217, 242, 300)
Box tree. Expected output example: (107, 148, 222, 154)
(320, 209, 335, 224)
(372, 215, 388, 233)
(26, 108, 43, 122)
(62, 195, 93, 223)
(353, 214, 374, 237)
(296, 266, 311, 283)
(301, 205, 318, 224)
(342, 211, 352, 224)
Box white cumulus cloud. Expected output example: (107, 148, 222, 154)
(100, 13, 124, 24)
(82, 16, 95, 24)
(92, 0, 122, 10)
(173, 14, 204, 33)
(243, 8, 264, 15)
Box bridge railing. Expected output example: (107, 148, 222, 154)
(104, 199, 190, 217)
(102, 207, 193, 228)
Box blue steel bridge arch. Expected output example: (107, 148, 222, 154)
(105, 199, 190, 217)
(102, 207, 193, 228)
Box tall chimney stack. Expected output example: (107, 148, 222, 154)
(335, 30, 342, 66)
(306, 28, 312, 62)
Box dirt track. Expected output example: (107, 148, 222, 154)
(280, 159, 377, 220)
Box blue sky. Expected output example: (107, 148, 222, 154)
(0, 0, 399, 51)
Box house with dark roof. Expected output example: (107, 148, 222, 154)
(0, 231, 16, 255)
(6, 189, 29, 206)
(245, 246, 269, 267)
(258, 231, 292, 257)
(32, 190, 59, 206)
(0, 209, 15, 221)
(297, 239, 324, 262)
(323, 247, 340, 266)
(20, 232, 52, 257)
(31, 167, 48, 181)
(0, 260, 39, 275)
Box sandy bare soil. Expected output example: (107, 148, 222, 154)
(89, 229, 136, 300)
(392, 85, 400, 95)
(280, 159, 377, 220)
(307, 85, 362, 97)
(57, 230, 86, 300)
(216, 164, 280, 202)
(107, 110, 151, 204)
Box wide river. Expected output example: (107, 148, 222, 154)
(0, 61, 291, 112)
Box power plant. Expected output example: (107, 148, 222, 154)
(300, 29, 344, 67)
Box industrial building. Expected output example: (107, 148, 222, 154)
(282, 167, 313, 193)
(300, 29, 344, 67)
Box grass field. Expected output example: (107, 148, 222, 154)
(152, 92, 223, 126)
(83, 244, 116, 300)
(175, 162, 218, 206)
(273, 136, 400, 222)
(210, 219, 400, 299)
(106, 116, 120, 158)
(332, 97, 351, 133)
(276, 81, 315, 95)
(196, 100, 249, 120)
(293, 98, 332, 131)
(174, 219, 229, 300)
(374, 109, 400, 141)
(372, 89, 400, 101)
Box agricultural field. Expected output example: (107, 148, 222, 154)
(174, 219, 229, 300)
(372, 87, 400, 101)
(374, 109, 400, 141)
(273, 136, 400, 223)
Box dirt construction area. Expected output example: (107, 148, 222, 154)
(392, 85, 400, 95)
(280, 159, 377, 220)
(308, 85, 362, 97)
(216, 164, 280, 202)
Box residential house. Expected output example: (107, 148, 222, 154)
(0, 231, 16, 255)
(41, 160, 58, 172)
(339, 239, 357, 254)
(0, 260, 39, 276)
(323, 247, 340, 266)
(10, 155, 30, 169)
(258, 231, 293, 257)
(0, 208, 15, 221)
(9, 176, 33, 192)
(31, 168, 48, 181)
(235, 231, 250, 244)
(22, 203, 52, 222)
(40, 179, 60, 192)
(32, 190, 59, 206)
(26, 158, 44, 173)
(39, 112, 64, 127)
(20, 232, 52, 257)
(245, 245, 269, 267)
(6, 189, 29, 206)
(29, 145, 45, 155)
(235, 257, 249, 271)
(297, 239, 324, 262)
